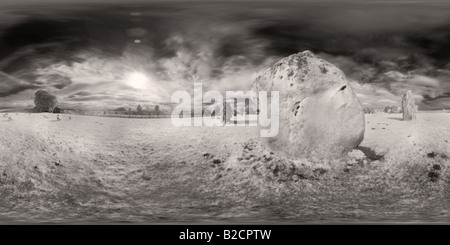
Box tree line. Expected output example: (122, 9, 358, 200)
(32, 90, 162, 116)
(112, 105, 161, 116)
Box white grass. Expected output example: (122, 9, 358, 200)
(0, 112, 449, 223)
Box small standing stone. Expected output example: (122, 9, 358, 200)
(402, 90, 417, 121)
(222, 101, 233, 124)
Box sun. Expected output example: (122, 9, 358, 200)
(125, 72, 150, 89)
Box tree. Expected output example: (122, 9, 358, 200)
(114, 107, 127, 112)
(155, 105, 160, 117)
(34, 90, 58, 112)
(137, 105, 143, 115)
(383, 105, 399, 114)
(363, 107, 375, 114)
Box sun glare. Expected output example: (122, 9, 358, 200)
(125, 72, 150, 89)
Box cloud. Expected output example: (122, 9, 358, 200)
(0, 2, 449, 110)
(349, 81, 401, 109)
(0, 71, 38, 97)
(407, 75, 440, 88)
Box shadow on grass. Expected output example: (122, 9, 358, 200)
(358, 146, 384, 160)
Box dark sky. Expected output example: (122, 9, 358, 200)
(0, 1, 449, 110)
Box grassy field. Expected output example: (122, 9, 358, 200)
(0, 112, 449, 223)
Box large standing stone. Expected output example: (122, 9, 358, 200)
(252, 51, 365, 159)
(402, 90, 417, 121)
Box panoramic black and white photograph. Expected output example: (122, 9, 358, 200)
(0, 0, 449, 225)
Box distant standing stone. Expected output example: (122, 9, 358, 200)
(222, 101, 233, 124)
(402, 90, 417, 121)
